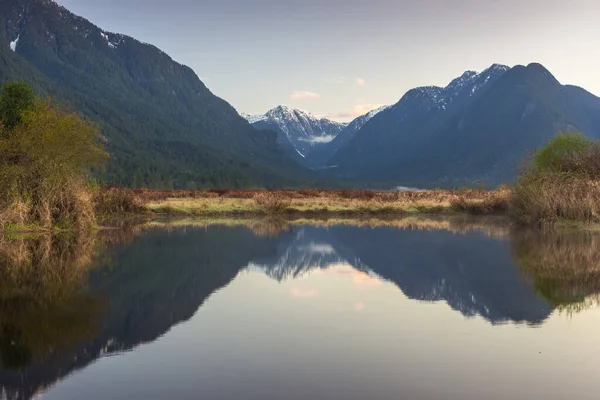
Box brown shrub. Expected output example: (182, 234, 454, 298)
(0, 200, 30, 229)
(451, 190, 510, 215)
(510, 172, 600, 225)
(0, 179, 97, 231)
(559, 142, 600, 177)
(94, 187, 145, 215)
(253, 192, 291, 214)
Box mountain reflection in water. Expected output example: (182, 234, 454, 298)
(0, 218, 599, 400)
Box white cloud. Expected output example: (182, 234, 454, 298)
(320, 104, 385, 122)
(298, 135, 337, 144)
(356, 77, 366, 86)
(290, 90, 321, 100)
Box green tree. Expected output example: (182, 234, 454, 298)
(0, 83, 108, 230)
(0, 82, 35, 131)
(533, 131, 593, 173)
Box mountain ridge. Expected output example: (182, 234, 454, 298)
(331, 62, 600, 187)
(0, 0, 308, 188)
(242, 105, 346, 165)
(243, 104, 388, 168)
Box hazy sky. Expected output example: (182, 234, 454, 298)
(59, 0, 600, 121)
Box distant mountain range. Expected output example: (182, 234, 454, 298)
(244, 62, 600, 187)
(2, 0, 600, 188)
(242, 106, 347, 166)
(242, 105, 388, 167)
(331, 63, 600, 187)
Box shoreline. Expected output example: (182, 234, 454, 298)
(2, 187, 599, 233)
(140, 188, 510, 217)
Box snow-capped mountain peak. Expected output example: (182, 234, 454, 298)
(241, 104, 391, 167)
(393, 63, 510, 115)
(241, 106, 348, 163)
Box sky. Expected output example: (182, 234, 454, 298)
(59, 0, 600, 122)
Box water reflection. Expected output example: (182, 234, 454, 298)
(0, 219, 599, 399)
(0, 234, 104, 399)
(512, 230, 600, 313)
(251, 224, 555, 324)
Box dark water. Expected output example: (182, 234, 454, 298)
(1, 219, 600, 400)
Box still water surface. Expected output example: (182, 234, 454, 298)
(1, 219, 600, 400)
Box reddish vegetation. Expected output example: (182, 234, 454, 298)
(129, 188, 472, 203)
(91, 187, 511, 217)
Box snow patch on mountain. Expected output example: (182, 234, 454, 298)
(242, 106, 346, 142)
(241, 105, 347, 162)
(392, 64, 510, 116)
(241, 113, 267, 124)
(339, 105, 391, 139)
(366, 105, 390, 119)
(9, 35, 19, 52)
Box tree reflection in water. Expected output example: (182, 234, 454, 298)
(0, 233, 105, 370)
(512, 230, 600, 313)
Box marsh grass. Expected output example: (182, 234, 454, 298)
(141, 188, 502, 217)
(450, 188, 511, 215)
(510, 135, 600, 226)
(253, 192, 292, 214)
(94, 187, 145, 215)
(510, 172, 600, 226)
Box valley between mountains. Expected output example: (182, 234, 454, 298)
(1, 0, 600, 191)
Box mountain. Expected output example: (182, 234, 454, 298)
(312, 105, 390, 165)
(242, 106, 347, 166)
(331, 63, 600, 187)
(0, 0, 306, 189)
(243, 105, 388, 168)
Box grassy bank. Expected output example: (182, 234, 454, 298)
(129, 188, 511, 217)
(0, 80, 597, 232)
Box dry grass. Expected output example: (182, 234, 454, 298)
(451, 188, 511, 215)
(0, 179, 97, 232)
(94, 187, 145, 215)
(252, 192, 292, 214)
(139, 188, 508, 217)
(510, 173, 600, 226)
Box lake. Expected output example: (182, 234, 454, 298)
(1, 217, 599, 400)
